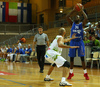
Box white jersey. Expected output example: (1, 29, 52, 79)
(18, 43, 22, 48)
(49, 35, 63, 55)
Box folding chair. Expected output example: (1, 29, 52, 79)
(91, 52, 99, 69)
(29, 51, 37, 64)
(86, 52, 99, 68)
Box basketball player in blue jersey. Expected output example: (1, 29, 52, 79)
(66, 7, 89, 80)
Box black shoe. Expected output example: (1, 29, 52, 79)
(44, 78, 54, 81)
(40, 70, 43, 73)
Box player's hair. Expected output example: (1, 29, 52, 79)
(59, 28, 65, 35)
(38, 26, 43, 29)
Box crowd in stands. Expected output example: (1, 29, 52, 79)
(0, 44, 32, 63)
(83, 21, 100, 46)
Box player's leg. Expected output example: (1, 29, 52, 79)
(59, 61, 72, 86)
(44, 63, 55, 81)
(40, 46, 46, 73)
(80, 56, 89, 80)
(78, 41, 89, 80)
(68, 40, 76, 79)
(36, 46, 41, 72)
(67, 57, 74, 79)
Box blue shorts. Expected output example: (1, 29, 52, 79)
(68, 40, 85, 57)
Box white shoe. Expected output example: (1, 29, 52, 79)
(44, 78, 54, 81)
(59, 81, 72, 86)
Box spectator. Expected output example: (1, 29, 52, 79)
(83, 36, 90, 45)
(20, 45, 32, 63)
(17, 40, 22, 48)
(14, 46, 21, 62)
(6, 46, 12, 62)
(89, 27, 95, 35)
(91, 36, 100, 46)
(85, 20, 91, 27)
(95, 34, 99, 40)
(93, 23, 97, 29)
(12, 45, 16, 53)
(23, 46, 27, 54)
(95, 22, 100, 39)
(25, 44, 32, 56)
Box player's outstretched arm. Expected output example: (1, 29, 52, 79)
(66, 8, 76, 25)
(64, 33, 77, 42)
(57, 37, 79, 48)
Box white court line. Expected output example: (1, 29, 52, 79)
(0, 79, 99, 85)
(29, 67, 100, 77)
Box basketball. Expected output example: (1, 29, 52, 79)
(75, 3, 83, 12)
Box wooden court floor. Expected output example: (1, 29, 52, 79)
(0, 62, 100, 87)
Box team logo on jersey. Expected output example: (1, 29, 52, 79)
(45, 55, 48, 58)
(75, 26, 79, 29)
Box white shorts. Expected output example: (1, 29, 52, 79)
(45, 50, 66, 68)
(7, 53, 14, 60)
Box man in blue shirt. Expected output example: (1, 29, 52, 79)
(25, 45, 32, 56)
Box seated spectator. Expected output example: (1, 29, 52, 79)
(19, 45, 31, 63)
(12, 45, 17, 62)
(1, 46, 7, 61)
(23, 46, 27, 54)
(95, 34, 99, 40)
(20, 45, 32, 63)
(85, 20, 91, 27)
(95, 22, 100, 39)
(14, 46, 21, 62)
(89, 27, 95, 35)
(6, 46, 12, 62)
(12, 45, 16, 52)
(20, 37, 26, 43)
(83, 36, 90, 46)
(25, 44, 32, 56)
(91, 36, 100, 46)
(93, 23, 97, 29)
(17, 40, 22, 48)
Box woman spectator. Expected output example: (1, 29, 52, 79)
(83, 36, 90, 46)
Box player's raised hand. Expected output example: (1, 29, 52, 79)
(72, 33, 78, 39)
(71, 46, 79, 49)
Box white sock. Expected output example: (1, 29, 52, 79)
(46, 75, 50, 78)
(70, 69, 73, 74)
(83, 69, 87, 74)
(61, 77, 66, 82)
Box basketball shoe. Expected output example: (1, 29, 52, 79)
(44, 78, 54, 81)
(59, 81, 72, 86)
(84, 73, 89, 80)
(67, 73, 74, 79)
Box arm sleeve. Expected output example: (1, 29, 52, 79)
(33, 35, 37, 42)
(45, 34, 49, 41)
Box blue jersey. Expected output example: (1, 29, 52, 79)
(7, 48, 12, 53)
(71, 22, 83, 41)
(26, 48, 32, 56)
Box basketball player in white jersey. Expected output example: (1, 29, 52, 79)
(44, 28, 79, 86)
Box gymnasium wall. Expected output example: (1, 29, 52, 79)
(29, 0, 59, 25)
(84, 0, 100, 8)
(29, 0, 82, 25)
(66, 0, 81, 7)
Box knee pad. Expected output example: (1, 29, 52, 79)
(70, 57, 74, 62)
(80, 56, 84, 62)
(63, 61, 70, 68)
(51, 63, 56, 67)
